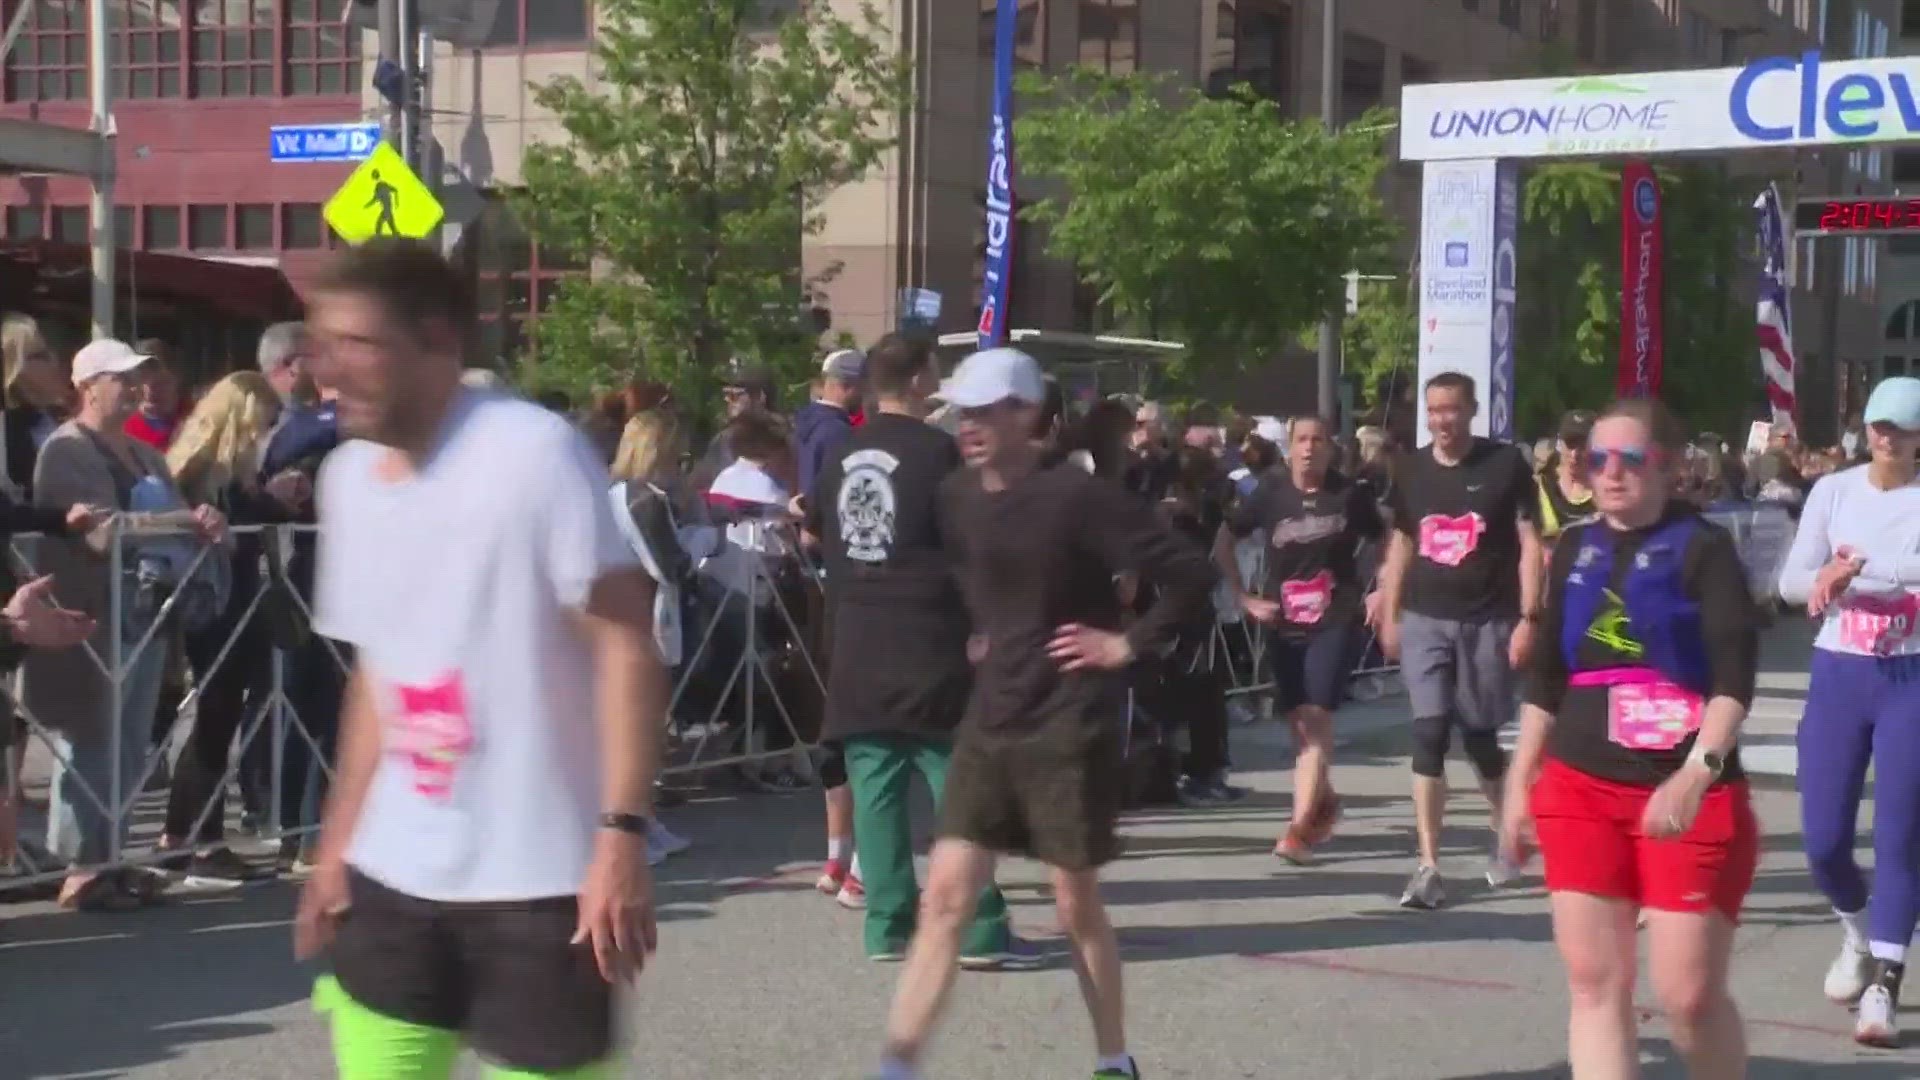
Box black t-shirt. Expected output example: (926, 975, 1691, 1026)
(1526, 510, 1756, 788)
(943, 462, 1215, 738)
(1228, 469, 1383, 638)
(808, 413, 972, 741)
(1390, 438, 1537, 622)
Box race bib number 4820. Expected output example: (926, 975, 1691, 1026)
(1417, 512, 1487, 567)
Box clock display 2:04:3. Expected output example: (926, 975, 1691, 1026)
(1816, 199, 1920, 231)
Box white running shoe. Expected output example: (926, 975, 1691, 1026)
(647, 819, 691, 859)
(1825, 935, 1873, 1004)
(1856, 982, 1900, 1048)
(1485, 838, 1519, 889)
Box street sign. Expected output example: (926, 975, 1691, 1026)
(323, 142, 444, 244)
(270, 122, 382, 163)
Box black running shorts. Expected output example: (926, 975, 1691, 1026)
(329, 868, 614, 1073)
(939, 712, 1124, 871)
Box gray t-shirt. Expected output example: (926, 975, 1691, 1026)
(314, 388, 638, 902)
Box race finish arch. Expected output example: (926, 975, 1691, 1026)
(1398, 49, 1918, 445)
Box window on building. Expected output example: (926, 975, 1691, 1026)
(236, 203, 274, 249)
(116, 1, 186, 100)
(1576, 0, 1599, 59)
(978, 0, 1046, 68)
(5, 0, 87, 102)
(5, 206, 43, 240)
(1888, 356, 1910, 377)
(485, 0, 590, 49)
(1340, 32, 1385, 123)
(50, 206, 86, 243)
(143, 206, 181, 249)
(1403, 54, 1434, 89)
(1906, 1, 1920, 38)
(282, 203, 324, 249)
(1205, 1, 1292, 105)
(288, 0, 360, 96)
(1078, 0, 1138, 74)
(1684, 13, 1713, 60)
(474, 199, 584, 363)
(1461, 0, 1478, 12)
(1498, 0, 1521, 31)
(114, 206, 133, 247)
(191, 0, 274, 98)
(188, 204, 227, 250)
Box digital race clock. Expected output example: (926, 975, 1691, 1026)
(1793, 198, 1920, 235)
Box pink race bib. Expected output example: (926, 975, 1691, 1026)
(1280, 571, 1334, 625)
(392, 672, 475, 802)
(1417, 512, 1486, 567)
(1606, 682, 1703, 752)
(1837, 593, 1920, 656)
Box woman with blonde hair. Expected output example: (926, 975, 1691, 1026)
(608, 405, 698, 864)
(156, 370, 301, 880)
(3, 313, 74, 496)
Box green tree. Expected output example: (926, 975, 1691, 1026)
(1342, 274, 1418, 413)
(1516, 161, 1757, 437)
(511, 0, 911, 412)
(1013, 69, 1399, 387)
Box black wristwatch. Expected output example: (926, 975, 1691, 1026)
(598, 812, 651, 836)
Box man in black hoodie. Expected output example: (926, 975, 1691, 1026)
(806, 334, 1017, 967)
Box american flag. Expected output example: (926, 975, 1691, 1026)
(1754, 185, 1798, 431)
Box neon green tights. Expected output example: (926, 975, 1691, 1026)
(313, 976, 613, 1080)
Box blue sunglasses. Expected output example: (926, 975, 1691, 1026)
(1585, 446, 1654, 474)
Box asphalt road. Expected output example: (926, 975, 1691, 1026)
(1, 683, 1911, 1079)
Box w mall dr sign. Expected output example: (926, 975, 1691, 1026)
(1402, 51, 1920, 162)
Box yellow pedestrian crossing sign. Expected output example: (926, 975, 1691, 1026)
(323, 141, 443, 244)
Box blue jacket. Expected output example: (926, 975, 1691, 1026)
(261, 402, 340, 482)
(1559, 515, 1711, 694)
(792, 400, 853, 501)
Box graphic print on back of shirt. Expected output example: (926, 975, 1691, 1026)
(1418, 511, 1487, 566)
(838, 447, 900, 563)
(391, 671, 475, 801)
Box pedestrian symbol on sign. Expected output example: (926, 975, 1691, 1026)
(367, 170, 400, 236)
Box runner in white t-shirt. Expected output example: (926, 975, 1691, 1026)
(290, 239, 669, 1080)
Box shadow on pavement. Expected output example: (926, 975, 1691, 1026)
(0, 888, 307, 1079)
(1446, 1038, 1917, 1078)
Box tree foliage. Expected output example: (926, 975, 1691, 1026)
(1516, 161, 1756, 438)
(1342, 276, 1419, 413)
(511, 0, 911, 411)
(1012, 69, 1399, 382)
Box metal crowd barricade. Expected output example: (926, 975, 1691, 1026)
(0, 522, 346, 896)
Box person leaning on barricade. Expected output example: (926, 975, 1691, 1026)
(20, 339, 226, 912)
(153, 370, 311, 884)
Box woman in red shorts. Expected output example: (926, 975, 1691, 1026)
(1499, 397, 1759, 1079)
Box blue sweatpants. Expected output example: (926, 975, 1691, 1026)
(1798, 648, 1920, 954)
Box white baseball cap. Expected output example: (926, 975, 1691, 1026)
(821, 348, 866, 382)
(71, 338, 150, 386)
(1253, 416, 1288, 444)
(936, 347, 1046, 409)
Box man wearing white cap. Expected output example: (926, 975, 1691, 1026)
(25, 338, 225, 909)
(870, 347, 1213, 1080)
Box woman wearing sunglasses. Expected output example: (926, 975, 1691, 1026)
(1500, 397, 1759, 1079)
(1777, 375, 1920, 1047)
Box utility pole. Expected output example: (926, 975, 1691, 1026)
(379, 0, 404, 154)
(399, 0, 423, 172)
(1316, 0, 1341, 424)
(87, 0, 113, 340)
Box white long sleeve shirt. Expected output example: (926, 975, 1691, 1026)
(1778, 465, 1920, 657)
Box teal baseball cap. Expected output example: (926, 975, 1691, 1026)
(1864, 376, 1920, 432)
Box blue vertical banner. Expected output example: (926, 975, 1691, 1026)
(977, 0, 1017, 350)
(1488, 161, 1519, 442)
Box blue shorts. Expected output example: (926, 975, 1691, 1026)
(1269, 623, 1355, 713)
